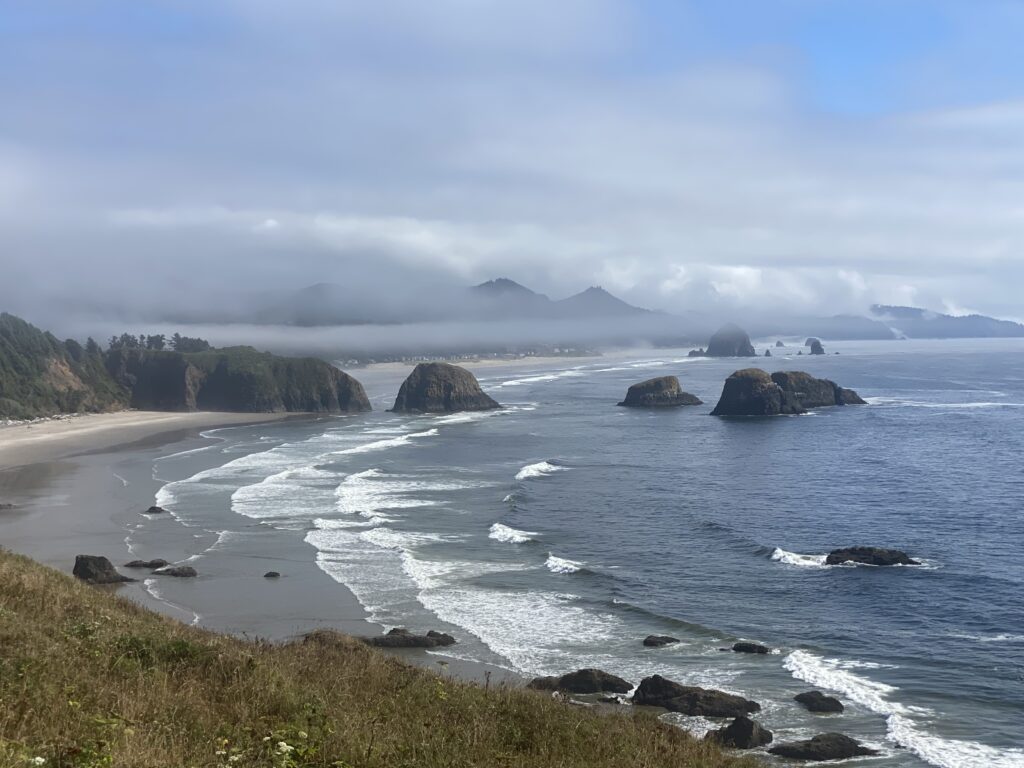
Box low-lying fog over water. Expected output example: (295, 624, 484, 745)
(131, 340, 1024, 768)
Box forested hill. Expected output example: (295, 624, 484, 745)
(0, 313, 370, 419)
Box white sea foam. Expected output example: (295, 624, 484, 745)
(545, 554, 583, 574)
(496, 368, 586, 388)
(515, 461, 565, 480)
(950, 632, 1024, 644)
(785, 650, 1023, 768)
(865, 397, 1024, 410)
(771, 547, 828, 568)
(489, 523, 537, 544)
(334, 428, 439, 455)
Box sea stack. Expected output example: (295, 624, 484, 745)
(705, 323, 756, 357)
(809, 338, 826, 355)
(710, 369, 866, 416)
(617, 376, 702, 408)
(391, 362, 500, 413)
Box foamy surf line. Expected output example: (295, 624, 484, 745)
(489, 523, 537, 544)
(771, 547, 938, 570)
(785, 650, 1024, 768)
(545, 554, 583, 573)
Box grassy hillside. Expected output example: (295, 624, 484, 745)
(0, 314, 126, 419)
(0, 549, 752, 768)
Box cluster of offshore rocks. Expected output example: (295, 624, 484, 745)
(523, 658, 877, 761)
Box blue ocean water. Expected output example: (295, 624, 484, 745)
(141, 339, 1024, 767)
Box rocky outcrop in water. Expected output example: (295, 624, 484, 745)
(391, 362, 499, 413)
(809, 339, 826, 355)
(732, 642, 770, 654)
(705, 324, 756, 357)
(632, 675, 760, 717)
(144, 506, 167, 514)
(73, 555, 135, 584)
(364, 628, 457, 648)
(705, 716, 773, 749)
(795, 691, 845, 713)
(764, 349, 771, 357)
(688, 348, 706, 357)
(123, 559, 169, 570)
(775, 340, 785, 347)
(643, 635, 680, 647)
(528, 668, 633, 695)
(617, 376, 702, 408)
(769, 733, 878, 761)
(263, 571, 281, 579)
(153, 565, 197, 577)
(825, 547, 919, 566)
(710, 369, 866, 416)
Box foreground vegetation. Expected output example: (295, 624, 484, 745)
(0, 550, 753, 768)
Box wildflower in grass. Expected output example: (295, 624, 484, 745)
(297, 731, 308, 740)
(277, 741, 294, 754)
(31, 759, 46, 766)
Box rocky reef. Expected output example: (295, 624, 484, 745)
(391, 362, 499, 413)
(704, 716, 773, 749)
(795, 691, 845, 713)
(617, 376, 702, 408)
(710, 369, 866, 416)
(705, 323, 756, 357)
(364, 628, 457, 648)
(528, 668, 633, 695)
(826, 547, 919, 566)
(769, 733, 878, 761)
(632, 675, 760, 717)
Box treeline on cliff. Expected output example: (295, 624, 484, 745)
(0, 313, 369, 419)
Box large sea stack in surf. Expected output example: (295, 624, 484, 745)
(391, 362, 500, 413)
(705, 323, 756, 357)
(617, 376, 702, 408)
(710, 369, 865, 416)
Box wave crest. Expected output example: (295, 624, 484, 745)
(515, 461, 565, 481)
(489, 523, 537, 544)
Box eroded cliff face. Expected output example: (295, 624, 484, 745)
(106, 348, 371, 414)
(391, 362, 499, 413)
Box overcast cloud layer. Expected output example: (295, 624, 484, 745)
(2, 0, 1023, 326)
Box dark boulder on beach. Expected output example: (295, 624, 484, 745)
(73, 555, 135, 585)
(617, 376, 702, 408)
(795, 691, 845, 713)
(706, 323, 756, 357)
(710, 369, 866, 416)
(144, 505, 167, 514)
(769, 733, 878, 761)
(263, 571, 281, 578)
(643, 635, 680, 647)
(825, 547, 920, 566)
(632, 675, 760, 717)
(153, 565, 198, 578)
(391, 362, 499, 413)
(705, 716, 773, 749)
(809, 339, 826, 355)
(733, 642, 770, 654)
(365, 628, 457, 648)
(528, 668, 633, 695)
(123, 559, 169, 570)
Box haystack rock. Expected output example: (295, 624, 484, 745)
(825, 547, 919, 566)
(809, 339, 826, 355)
(73, 555, 135, 585)
(769, 733, 878, 761)
(775, 340, 785, 347)
(710, 369, 866, 416)
(632, 675, 760, 717)
(705, 716, 773, 749)
(764, 349, 772, 357)
(617, 376, 702, 408)
(705, 323, 756, 357)
(391, 362, 499, 413)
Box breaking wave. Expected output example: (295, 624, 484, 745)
(489, 523, 537, 544)
(515, 461, 565, 481)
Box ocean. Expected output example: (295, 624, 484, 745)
(134, 339, 1024, 767)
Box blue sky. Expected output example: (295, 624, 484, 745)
(2, 1, 1023, 321)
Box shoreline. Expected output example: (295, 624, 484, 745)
(0, 410, 518, 685)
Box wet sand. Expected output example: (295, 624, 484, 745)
(0, 411, 519, 685)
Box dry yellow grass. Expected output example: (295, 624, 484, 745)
(0, 550, 756, 768)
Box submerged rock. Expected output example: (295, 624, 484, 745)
(364, 628, 457, 648)
(153, 565, 198, 578)
(795, 691, 845, 713)
(123, 559, 169, 570)
(710, 369, 866, 416)
(391, 362, 499, 413)
(732, 642, 770, 654)
(643, 635, 680, 647)
(632, 675, 760, 717)
(528, 668, 633, 695)
(705, 716, 773, 749)
(825, 547, 920, 566)
(769, 733, 878, 761)
(73, 555, 135, 585)
(705, 323, 756, 357)
(617, 376, 702, 408)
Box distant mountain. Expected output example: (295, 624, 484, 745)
(871, 305, 1024, 338)
(554, 286, 651, 318)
